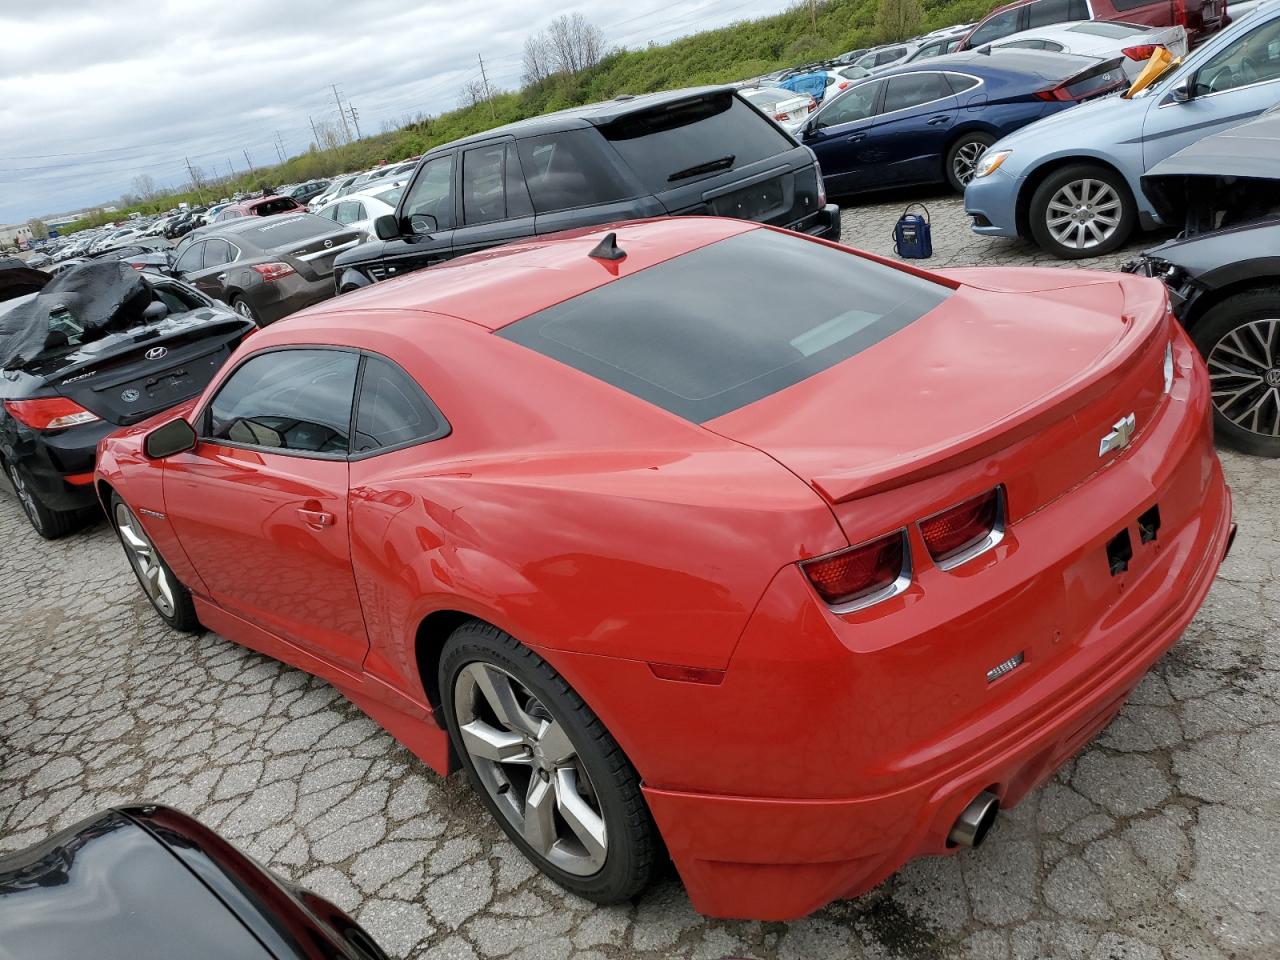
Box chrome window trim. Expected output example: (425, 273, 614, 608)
(1160, 74, 1280, 107)
(875, 72, 985, 122)
(817, 530, 914, 616)
(925, 486, 1008, 572)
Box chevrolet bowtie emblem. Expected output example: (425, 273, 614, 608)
(1099, 413, 1137, 457)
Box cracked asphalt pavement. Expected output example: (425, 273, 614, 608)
(3, 192, 1278, 960)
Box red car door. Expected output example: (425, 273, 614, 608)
(163, 347, 370, 671)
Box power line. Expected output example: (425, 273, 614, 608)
(332, 84, 353, 143)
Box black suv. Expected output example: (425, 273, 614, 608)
(332, 86, 840, 292)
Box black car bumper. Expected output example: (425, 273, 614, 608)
(248, 273, 338, 325)
(4, 418, 114, 512)
(791, 203, 841, 242)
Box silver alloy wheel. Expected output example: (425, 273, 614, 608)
(1207, 317, 1280, 438)
(454, 662, 607, 876)
(9, 466, 42, 530)
(233, 299, 254, 320)
(952, 140, 988, 186)
(1045, 178, 1122, 250)
(114, 502, 177, 618)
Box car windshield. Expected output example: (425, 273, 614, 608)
(500, 229, 950, 422)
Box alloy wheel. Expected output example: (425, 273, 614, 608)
(8, 466, 42, 531)
(233, 300, 255, 320)
(114, 502, 177, 618)
(1045, 178, 1122, 251)
(454, 662, 607, 876)
(951, 141, 988, 187)
(1207, 317, 1280, 439)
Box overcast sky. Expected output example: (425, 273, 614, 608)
(0, 0, 792, 224)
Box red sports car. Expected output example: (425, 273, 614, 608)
(95, 217, 1234, 920)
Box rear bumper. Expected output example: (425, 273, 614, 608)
(791, 203, 841, 242)
(645, 472, 1231, 918)
(250, 274, 336, 325)
(4, 419, 114, 512)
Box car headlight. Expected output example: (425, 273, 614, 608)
(973, 150, 1011, 180)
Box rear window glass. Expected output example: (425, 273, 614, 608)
(499, 229, 950, 422)
(600, 92, 793, 193)
(254, 198, 301, 216)
(243, 215, 331, 246)
(516, 130, 635, 214)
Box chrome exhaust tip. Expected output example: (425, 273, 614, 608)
(948, 790, 999, 848)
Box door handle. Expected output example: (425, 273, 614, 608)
(927, 115, 951, 125)
(297, 507, 335, 528)
(844, 132, 866, 142)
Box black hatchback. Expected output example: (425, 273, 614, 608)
(0, 262, 254, 538)
(333, 86, 841, 292)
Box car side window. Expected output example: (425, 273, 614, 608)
(318, 205, 339, 221)
(944, 73, 982, 94)
(877, 47, 906, 65)
(402, 155, 456, 233)
(816, 80, 882, 127)
(206, 349, 359, 456)
(204, 239, 235, 268)
(173, 241, 204, 274)
(882, 73, 952, 114)
(353, 355, 450, 453)
(968, 9, 1020, 47)
(504, 143, 535, 219)
(1026, 0, 1078, 29)
(462, 143, 508, 225)
(516, 130, 632, 214)
(334, 201, 360, 225)
(1193, 16, 1280, 95)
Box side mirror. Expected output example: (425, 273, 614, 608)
(1171, 78, 1193, 102)
(407, 213, 438, 236)
(143, 418, 197, 459)
(142, 301, 169, 323)
(373, 214, 402, 241)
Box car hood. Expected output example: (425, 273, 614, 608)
(1139, 216, 1280, 275)
(991, 91, 1141, 156)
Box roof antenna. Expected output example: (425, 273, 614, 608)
(589, 231, 626, 261)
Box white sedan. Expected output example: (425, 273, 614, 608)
(313, 181, 407, 240)
(739, 86, 817, 135)
(989, 20, 1188, 79)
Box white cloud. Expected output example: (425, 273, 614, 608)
(0, 0, 789, 223)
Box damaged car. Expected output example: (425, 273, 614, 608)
(0, 261, 256, 539)
(1124, 110, 1280, 457)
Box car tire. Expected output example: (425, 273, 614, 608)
(1029, 163, 1136, 260)
(945, 132, 996, 193)
(1190, 288, 1280, 458)
(439, 621, 657, 904)
(230, 296, 260, 324)
(109, 492, 201, 632)
(2, 458, 86, 540)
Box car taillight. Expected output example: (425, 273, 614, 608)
(1122, 44, 1159, 60)
(801, 530, 907, 608)
(252, 262, 296, 282)
(814, 159, 827, 206)
(4, 397, 101, 430)
(919, 487, 1004, 569)
(807, 97, 818, 112)
(775, 111, 791, 121)
(1034, 87, 1074, 102)
(837, 81, 849, 90)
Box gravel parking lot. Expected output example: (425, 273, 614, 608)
(3, 194, 1278, 960)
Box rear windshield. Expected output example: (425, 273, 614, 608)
(600, 92, 793, 192)
(254, 198, 301, 216)
(499, 229, 950, 422)
(243, 214, 330, 245)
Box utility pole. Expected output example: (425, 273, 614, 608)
(227, 157, 235, 182)
(184, 156, 204, 202)
(273, 131, 286, 164)
(332, 84, 352, 142)
(243, 148, 255, 177)
(347, 103, 362, 140)
(478, 53, 496, 120)
(309, 114, 321, 149)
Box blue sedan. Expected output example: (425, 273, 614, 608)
(964, 3, 1280, 258)
(798, 50, 1127, 195)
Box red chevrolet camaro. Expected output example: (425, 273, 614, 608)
(96, 217, 1234, 920)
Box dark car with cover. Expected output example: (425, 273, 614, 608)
(0, 262, 255, 538)
(332, 86, 840, 292)
(1124, 110, 1280, 457)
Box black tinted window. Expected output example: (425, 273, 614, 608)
(500, 229, 949, 422)
(504, 144, 535, 219)
(817, 81, 882, 127)
(403, 155, 456, 230)
(208, 349, 358, 455)
(353, 355, 448, 452)
(600, 93, 792, 193)
(463, 143, 508, 225)
(882, 73, 953, 113)
(243, 214, 332, 246)
(517, 130, 633, 214)
(968, 9, 1020, 46)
